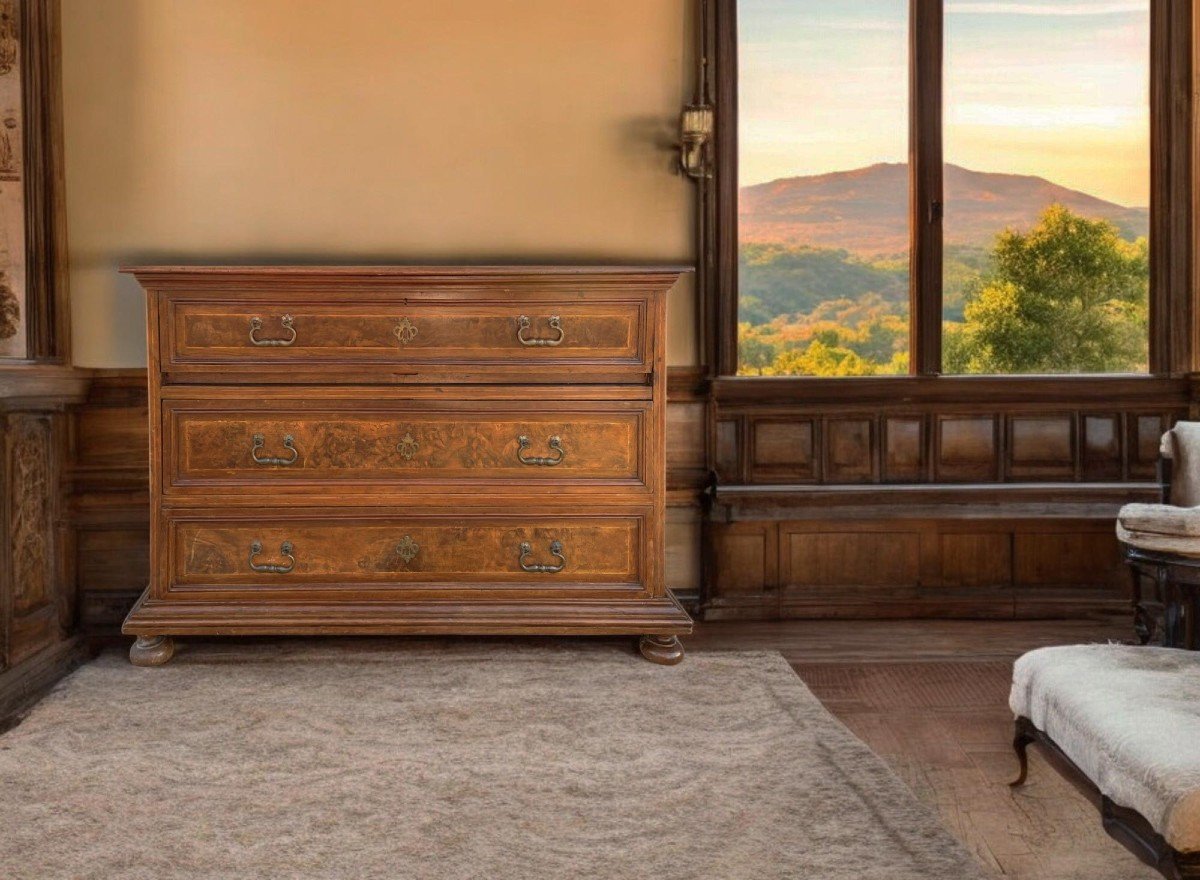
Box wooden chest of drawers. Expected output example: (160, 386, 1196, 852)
(121, 266, 692, 665)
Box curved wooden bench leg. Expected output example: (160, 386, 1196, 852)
(1010, 717, 1036, 787)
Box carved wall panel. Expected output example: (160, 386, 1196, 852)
(751, 420, 814, 481)
(3, 411, 66, 668)
(937, 532, 1011, 588)
(714, 419, 739, 482)
(1129, 414, 1169, 479)
(1007, 414, 1074, 480)
(824, 419, 874, 483)
(883, 417, 924, 482)
(10, 414, 49, 612)
(935, 416, 999, 482)
(1082, 415, 1122, 480)
(781, 526, 921, 588)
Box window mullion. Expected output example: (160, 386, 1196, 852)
(910, 0, 944, 376)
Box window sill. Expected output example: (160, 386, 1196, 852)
(711, 373, 1189, 407)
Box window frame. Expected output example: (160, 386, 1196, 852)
(704, 0, 1195, 385)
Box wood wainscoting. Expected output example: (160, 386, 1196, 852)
(70, 369, 1182, 628)
(67, 370, 150, 636)
(705, 375, 1192, 620)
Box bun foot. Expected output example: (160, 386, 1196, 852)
(129, 635, 175, 667)
(639, 634, 685, 666)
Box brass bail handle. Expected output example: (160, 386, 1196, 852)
(251, 433, 299, 466)
(516, 315, 564, 347)
(519, 539, 566, 573)
(248, 540, 295, 574)
(516, 435, 565, 466)
(249, 314, 297, 346)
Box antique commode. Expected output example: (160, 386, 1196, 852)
(121, 266, 691, 665)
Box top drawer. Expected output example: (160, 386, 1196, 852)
(155, 291, 657, 383)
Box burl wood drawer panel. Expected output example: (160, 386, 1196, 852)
(162, 398, 650, 493)
(160, 298, 649, 377)
(165, 514, 644, 596)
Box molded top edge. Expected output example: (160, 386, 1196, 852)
(120, 264, 695, 276)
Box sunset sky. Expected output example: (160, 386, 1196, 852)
(738, 0, 1150, 207)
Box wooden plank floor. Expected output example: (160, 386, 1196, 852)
(690, 617, 1159, 880)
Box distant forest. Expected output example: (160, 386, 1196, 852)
(737, 206, 1148, 376)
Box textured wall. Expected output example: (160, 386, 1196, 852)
(60, 0, 696, 367)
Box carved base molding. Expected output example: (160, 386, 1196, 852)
(122, 587, 694, 638)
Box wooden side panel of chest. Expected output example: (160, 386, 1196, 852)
(121, 267, 691, 665)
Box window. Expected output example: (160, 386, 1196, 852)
(737, 1, 909, 377)
(733, 0, 1151, 378)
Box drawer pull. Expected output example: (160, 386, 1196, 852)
(516, 435, 565, 466)
(396, 432, 420, 461)
(394, 316, 418, 346)
(248, 314, 297, 346)
(519, 539, 566, 573)
(248, 540, 295, 574)
(516, 315, 564, 347)
(395, 535, 419, 564)
(251, 433, 298, 466)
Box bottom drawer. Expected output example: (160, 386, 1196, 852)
(164, 512, 645, 597)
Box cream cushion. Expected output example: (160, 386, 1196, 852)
(1117, 503, 1200, 556)
(1170, 423, 1200, 508)
(1010, 644, 1200, 853)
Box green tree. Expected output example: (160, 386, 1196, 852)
(764, 340, 877, 377)
(951, 205, 1147, 374)
(737, 323, 779, 375)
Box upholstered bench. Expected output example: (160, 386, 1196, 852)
(1010, 644, 1200, 879)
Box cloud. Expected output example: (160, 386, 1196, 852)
(947, 2, 1144, 14)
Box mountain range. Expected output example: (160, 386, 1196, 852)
(739, 163, 1149, 256)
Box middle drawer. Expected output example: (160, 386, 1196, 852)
(161, 395, 651, 494)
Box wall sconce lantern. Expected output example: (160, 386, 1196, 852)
(679, 103, 714, 179)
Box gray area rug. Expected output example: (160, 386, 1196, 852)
(0, 640, 991, 880)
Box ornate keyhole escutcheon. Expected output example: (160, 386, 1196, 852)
(396, 432, 420, 461)
(249, 314, 297, 346)
(248, 540, 296, 574)
(395, 535, 419, 565)
(518, 539, 566, 573)
(394, 317, 418, 346)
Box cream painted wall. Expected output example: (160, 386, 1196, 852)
(60, 0, 697, 367)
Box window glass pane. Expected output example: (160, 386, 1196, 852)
(942, 1, 1150, 375)
(737, 1, 909, 376)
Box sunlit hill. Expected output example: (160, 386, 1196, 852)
(739, 163, 1149, 257)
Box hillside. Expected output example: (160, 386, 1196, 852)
(739, 163, 1149, 256)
